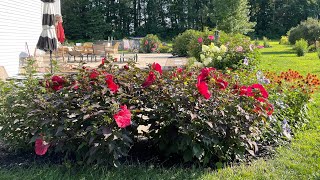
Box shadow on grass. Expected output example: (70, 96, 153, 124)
(261, 51, 295, 55)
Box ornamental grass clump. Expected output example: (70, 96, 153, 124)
(294, 39, 308, 56)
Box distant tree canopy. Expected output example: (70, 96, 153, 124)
(61, 0, 320, 41)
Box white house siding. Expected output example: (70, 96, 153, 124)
(0, 0, 61, 76)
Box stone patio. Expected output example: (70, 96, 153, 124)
(28, 53, 188, 73)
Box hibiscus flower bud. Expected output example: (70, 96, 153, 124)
(124, 64, 129, 70)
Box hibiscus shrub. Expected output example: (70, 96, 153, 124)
(131, 67, 274, 165)
(0, 59, 318, 167)
(27, 63, 136, 166)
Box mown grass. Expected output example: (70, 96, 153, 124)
(0, 42, 319, 180)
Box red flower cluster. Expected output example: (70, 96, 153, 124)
(105, 74, 119, 93)
(216, 78, 229, 90)
(35, 137, 50, 156)
(240, 84, 268, 100)
(101, 57, 106, 65)
(170, 67, 187, 79)
(142, 71, 156, 88)
(89, 70, 100, 79)
(113, 105, 132, 128)
(142, 63, 162, 88)
(152, 62, 162, 75)
(51, 75, 65, 91)
(197, 68, 228, 99)
(238, 84, 273, 115)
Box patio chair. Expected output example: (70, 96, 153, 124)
(67, 47, 84, 62)
(105, 42, 120, 54)
(83, 42, 94, 61)
(55, 46, 69, 61)
(92, 44, 106, 61)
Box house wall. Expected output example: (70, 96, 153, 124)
(0, 0, 61, 76)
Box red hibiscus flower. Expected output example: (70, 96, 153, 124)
(142, 71, 156, 88)
(265, 103, 274, 116)
(89, 70, 99, 79)
(35, 137, 50, 156)
(101, 58, 106, 65)
(198, 67, 216, 83)
(152, 62, 162, 75)
(198, 37, 203, 43)
(51, 75, 65, 91)
(113, 105, 132, 128)
(216, 78, 228, 90)
(208, 35, 215, 41)
(239, 86, 254, 97)
(251, 84, 268, 98)
(197, 81, 211, 99)
(105, 74, 119, 93)
(177, 68, 183, 74)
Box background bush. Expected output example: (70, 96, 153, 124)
(263, 37, 271, 48)
(172, 29, 201, 57)
(140, 34, 161, 53)
(279, 36, 289, 45)
(158, 43, 172, 53)
(288, 18, 320, 45)
(294, 39, 308, 56)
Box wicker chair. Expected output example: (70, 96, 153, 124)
(105, 42, 120, 54)
(83, 42, 94, 61)
(92, 44, 106, 61)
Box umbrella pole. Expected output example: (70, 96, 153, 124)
(50, 50, 53, 74)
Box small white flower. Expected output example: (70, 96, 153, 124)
(243, 57, 249, 65)
(217, 56, 222, 61)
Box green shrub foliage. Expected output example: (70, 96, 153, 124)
(279, 36, 289, 45)
(263, 37, 271, 48)
(288, 18, 320, 45)
(294, 39, 308, 56)
(173, 29, 260, 70)
(140, 34, 161, 53)
(0, 58, 319, 167)
(172, 29, 201, 57)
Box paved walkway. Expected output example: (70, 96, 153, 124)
(32, 53, 188, 73)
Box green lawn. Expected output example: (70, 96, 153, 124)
(0, 42, 319, 180)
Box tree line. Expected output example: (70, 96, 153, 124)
(61, 0, 320, 41)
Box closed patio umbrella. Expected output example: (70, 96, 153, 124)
(36, 0, 57, 74)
